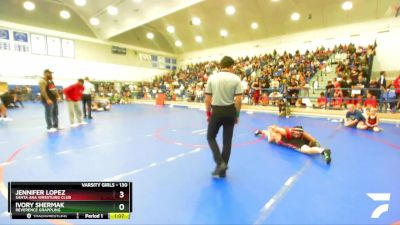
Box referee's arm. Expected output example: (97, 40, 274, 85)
(205, 79, 212, 121)
(235, 94, 242, 114)
(234, 80, 243, 118)
(205, 94, 212, 113)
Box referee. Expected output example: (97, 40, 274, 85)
(205, 56, 242, 178)
(82, 77, 95, 119)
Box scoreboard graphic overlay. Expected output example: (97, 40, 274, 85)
(8, 182, 132, 220)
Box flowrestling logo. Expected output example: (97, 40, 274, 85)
(367, 193, 391, 219)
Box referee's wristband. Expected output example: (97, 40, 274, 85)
(236, 111, 240, 118)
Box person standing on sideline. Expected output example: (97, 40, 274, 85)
(205, 56, 243, 178)
(82, 77, 95, 119)
(0, 95, 11, 121)
(64, 79, 87, 127)
(39, 69, 61, 132)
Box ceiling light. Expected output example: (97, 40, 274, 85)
(220, 29, 228, 37)
(133, 0, 142, 3)
(74, 0, 86, 6)
(175, 40, 182, 47)
(191, 17, 201, 26)
(195, 36, 203, 43)
(23, 1, 35, 11)
(166, 25, 175, 33)
(342, 1, 353, 11)
(291, 12, 300, 21)
(146, 32, 154, 39)
(60, 10, 71, 19)
(251, 22, 259, 29)
(225, 5, 235, 15)
(90, 17, 100, 26)
(107, 6, 118, 16)
(271, 0, 280, 2)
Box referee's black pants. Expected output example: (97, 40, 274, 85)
(207, 104, 236, 166)
(82, 94, 92, 118)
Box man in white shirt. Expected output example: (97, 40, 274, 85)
(82, 77, 95, 119)
(205, 56, 242, 178)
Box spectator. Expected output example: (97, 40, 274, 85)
(378, 71, 387, 90)
(344, 104, 367, 130)
(365, 108, 382, 132)
(368, 78, 380, 98)
(315, 92, 327, 109)
(251, 77, 261, 105)
(278, 99, 290, 117)
(0, 95, 11, 121)
(269, 89, 283, 106)
(82, 77, 95, 119)
(92, 99, 111, 111)
(64, 79, 87, 127)
(330, 91, 343, 109)
(312, 80, 318, 94)
(325, 81, 334, 101)
(39, 69, 61, 132)
(364, 92, 378, 108)
(260, 93, 269, 106)
(394, 74, 400, 110)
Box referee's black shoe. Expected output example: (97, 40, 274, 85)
(219, 168, 227, 178)
(212, 162, 227, 178)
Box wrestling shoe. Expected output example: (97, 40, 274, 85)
(254, 130, 262, 136)
(322, 149, 332, 164)
(47, 128, 57, 133)
(212, 162, 227, 178)
(71, 123, 79, 128)
(219, 167, 228, 178)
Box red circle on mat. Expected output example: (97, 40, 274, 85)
(391, 221, 400, 225)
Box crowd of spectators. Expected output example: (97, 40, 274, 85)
(135, 43, 390, 111)
(3, 42, 398, 114)
(140, 47, 332, 105)
(318, 44, 399, 112)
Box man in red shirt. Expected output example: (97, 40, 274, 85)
(394, 74, 400, 110)
(64, 79, 86, 127)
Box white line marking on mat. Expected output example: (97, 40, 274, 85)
(192, 128, 207, 133)
(166, 156, 176, 162)
(56, 150, 72, 155)
(147, 163, 157, 168)
(103, 148, 203, 181)
(189, 148, 202, 154)
(253, 160, 311, 225)
(33, 155, 43, 160)
(0, 162, 14, 167)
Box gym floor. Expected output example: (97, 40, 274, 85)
(0, 103, 399, 225)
